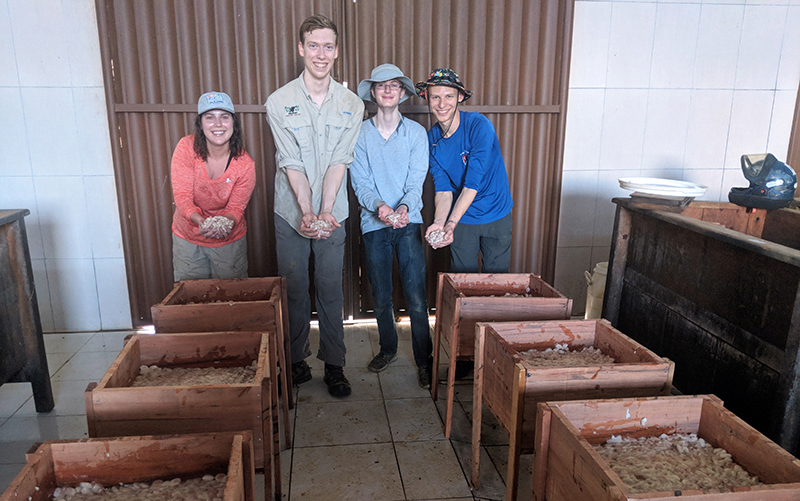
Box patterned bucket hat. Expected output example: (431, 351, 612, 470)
(414, 68, 472, 102)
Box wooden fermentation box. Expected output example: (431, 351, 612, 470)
(605, 199, 800, 455)
(0, 432, 256, 501)
(84, 332, 281, 500)
(0, 209, 53, 412)
(151, 277, 292, 447)
(471, 319, 674, 500)
(532, 395, 800, 501)
(432, 273, 573, 438)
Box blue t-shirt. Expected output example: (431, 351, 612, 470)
(428, 111, 513, 225)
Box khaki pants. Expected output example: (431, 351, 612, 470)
(172, 233, 248, 281)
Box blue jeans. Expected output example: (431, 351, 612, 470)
(363, 224, 432, 368)
(275, 215, 347, 367)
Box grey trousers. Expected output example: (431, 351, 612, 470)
(275, 215, 347, 367)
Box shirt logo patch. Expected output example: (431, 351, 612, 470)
(461, 151, 469, 166)
(285, 105, 301, 117)
(341, 111, 352, 116)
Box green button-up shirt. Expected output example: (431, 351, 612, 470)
(266, 73, 364, 236)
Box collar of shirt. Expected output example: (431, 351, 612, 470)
(298, 71, 333, 107)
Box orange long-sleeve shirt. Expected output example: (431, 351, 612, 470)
(171, 135, 256, 247)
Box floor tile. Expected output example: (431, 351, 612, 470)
(50, 351, 118, 381)
(43, 332, 94, 354)
(0, 415, 88, 464)
(0, 464, 26, 493)
(378, 364, 432, 399)
(81, 330, 135, 352)
(289, 443, 404, 501)
(293, 399, 390, 447)
(395, 440, 473, 500)
(296, 365, 382, 403)
(462, 400, 510, 447)
(451, 440, 505, 500)
(14, 379, 92, 417)
(435, 394, 472, 444)
(0, 385, 32, 419)
(485, 446, 535, 499)
(385, 398, 445, 442)
(46, 352, 72, 376)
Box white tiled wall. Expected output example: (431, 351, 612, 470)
(0, 0, 130, 331)
(555, 0, 800, 314)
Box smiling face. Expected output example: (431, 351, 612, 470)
(201, 110, 233, 148)
(371, 79, 406, 109)
(427, 85, 463, 129)
(298, 28, 338, 82)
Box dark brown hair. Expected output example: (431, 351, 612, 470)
(299, 14, 338, 45)
(193, 112, 244, 161)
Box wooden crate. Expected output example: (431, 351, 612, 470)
(605, 199, 800, 455)
(471, 319, 674, 500)
(84, 332, 281, 500)
(151, 277, 292, 449)
(532, 395, 800, 501)
(0, 432, 256, 501)
(432, 273, 573, 438)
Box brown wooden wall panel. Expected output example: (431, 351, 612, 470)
(97, 0, 573, 325)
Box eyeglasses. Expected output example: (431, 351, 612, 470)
(375, 82, 403, 92)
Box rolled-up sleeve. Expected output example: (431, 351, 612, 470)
(266, 95, 307, 173)
(329, 100, 365, 168)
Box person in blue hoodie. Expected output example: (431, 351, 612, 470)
(350, 64, 433, 389)
(415, 68, 514, 273)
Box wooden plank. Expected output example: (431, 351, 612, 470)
(505, 363, 527, 501)
(225, 435, 245, 501)
(84, 383, 97, 437)
(431, 273, 444, 402)
(471, 323, 489, 488)
(532, 403, 552, 501)
(42, 433, 252, 487)
(604, 202, 632, 326)
(698, 397, 800, 484)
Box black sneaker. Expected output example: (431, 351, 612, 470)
(323, 364, 351, 397)
(367, 352, 397, 373)
(292, 361, 312, 386)
(417, 364, 431, 389)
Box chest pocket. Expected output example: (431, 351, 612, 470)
(284, 114, 314, 160)
(325, 114, 347, 153)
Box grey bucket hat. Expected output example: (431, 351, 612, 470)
(357, 64, 415, 104)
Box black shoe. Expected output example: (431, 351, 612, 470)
(367, 352, 397, 373)
(323, 364, 351, 397)
(417, 365, 431, 389)
(292, 361, 312, 386)
(454, 360, 473, 380)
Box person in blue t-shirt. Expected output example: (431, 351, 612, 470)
(415, 68, 514, 272)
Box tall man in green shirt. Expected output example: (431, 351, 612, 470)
(266, 14, 364, 397)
